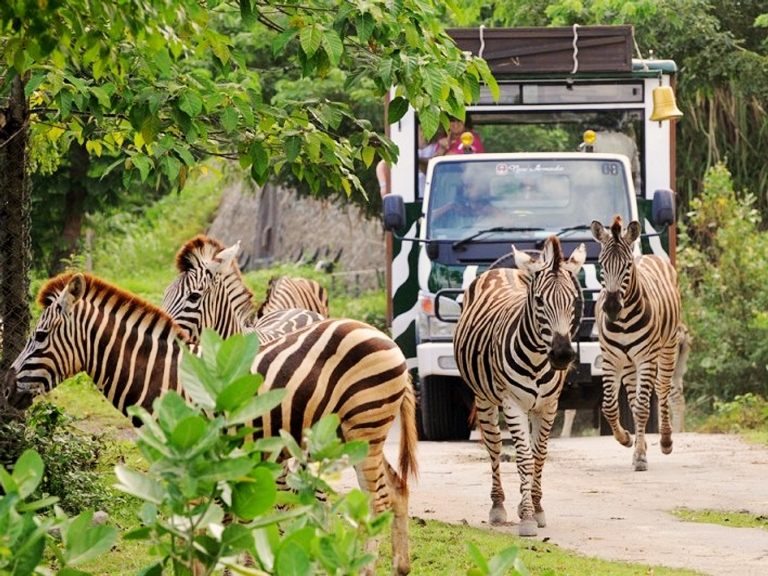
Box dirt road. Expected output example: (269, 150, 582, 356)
(339, 430, 768, 575)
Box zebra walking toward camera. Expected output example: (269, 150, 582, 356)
(591, 216, 682, 471)
(162, 236, 324, 344)
(7, 273, 417, 575)
(454, 236, 586, 537)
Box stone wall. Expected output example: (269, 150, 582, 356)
(206, 178, 387, 291)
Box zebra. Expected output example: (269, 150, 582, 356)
(256, 275, 329, 319)
(5, 272, 418, 575)
(454, 236, 586, 537)
(162, 235, 324, 344)
(559, 324, 691, 438)
(591, 215, 682, 471)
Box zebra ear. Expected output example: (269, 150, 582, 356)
(209, 241, 241, 275)
(626, 221, 642, 243)
(564, 243, 587, 274)
(512, 244, 544, 274)
(590, 220, 607, 243)
(59, 273, 86, 313)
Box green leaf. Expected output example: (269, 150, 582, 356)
(227, 388, 286, 427)
(250, 140, 269, 179)
(299, 25, 323, 58)
(170, 415, 208, 450)
(355, 12, 375, 44)
(13, 449, 44, 499)
(232, 467, 277, 520)
(17, 495, 59, 513)
(114, 466, 165, 505)
(179, 350, 218, 409)
(216, 374, 259, 412)
(467, 541, 490, 573)
(61, 511, 118, 567)
(276, 539, 311, 576)
(322, 30, 343, 67)
(178, 90, 204, 117)
(388, 96, 409, 124)
(220, 107, 239, 134)
(130, 153, 152, 182)
(217, 331, 261, 383)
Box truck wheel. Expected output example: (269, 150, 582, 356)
(420, 376, 472, 441)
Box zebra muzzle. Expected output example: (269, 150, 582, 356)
(548, 334, 576, 370)
(3, 369, 35, 410)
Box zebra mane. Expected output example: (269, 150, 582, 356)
(38, 272, 190, 340)
(546, 236, 564, 271)
(610, 215, 624, 240)
(175, 235, 226, 272)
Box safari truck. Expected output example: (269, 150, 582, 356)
(381, 26, 681, 440)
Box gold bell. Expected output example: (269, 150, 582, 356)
(650, 85, 683, 121)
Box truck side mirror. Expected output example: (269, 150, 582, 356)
(652, 188, 675, 227)
(383, 194, 406, 232)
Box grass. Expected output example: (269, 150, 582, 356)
(671, 508, 768, 531)
(15, 166, 730, 575)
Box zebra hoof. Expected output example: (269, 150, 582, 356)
(535, 510, 547, 528)
(620, 430, 632, 447)
(518, 518, 538, 537)
(661, 436, 673, 454)
(633, 455, 648, 472)
(489, 503, 507, 525)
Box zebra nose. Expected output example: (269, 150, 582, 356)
(548, 334, 576, 370)
(3, 369, 33, 410)
(603, 292, 622, 322)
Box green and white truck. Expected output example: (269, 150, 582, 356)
(382, 26, 680, 440)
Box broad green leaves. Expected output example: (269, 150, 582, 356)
(2, 0, 497, 197)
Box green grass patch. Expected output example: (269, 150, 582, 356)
(372, 518, 703, 575)
(671, 508, 768, 530)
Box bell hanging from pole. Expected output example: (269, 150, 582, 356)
(650, 85, 683, 121)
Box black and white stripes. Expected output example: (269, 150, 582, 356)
(591, 215, 682, 471)
(454, 236, 586, 537)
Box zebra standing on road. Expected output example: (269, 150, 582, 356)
(6, 273, 418, 575)
(162, 236, 324, 344)
(591, 216, 682, 471)
(454, 236, 586, 537)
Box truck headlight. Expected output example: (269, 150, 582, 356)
(417, 292, 458, 341)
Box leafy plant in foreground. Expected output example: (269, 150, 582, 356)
(0, 449, 117, 574)
(115, 329, 386, 574)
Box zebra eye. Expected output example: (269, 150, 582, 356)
(34, 330, 47, 343)
(187, 292, 202, 304)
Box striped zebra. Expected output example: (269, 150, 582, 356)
(256, 275, 329, 319)
(6, 272, 417, 575)
(591, 216, 682, 471)
(454, 236, 586, 537)
(162, 236, 324, 344)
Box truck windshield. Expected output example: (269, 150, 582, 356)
(427, 158, 632, 240)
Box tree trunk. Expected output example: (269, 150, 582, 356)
(52, 141, 89, 272)
(0, 75, 31, 372)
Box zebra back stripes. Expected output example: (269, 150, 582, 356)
(591, 215, 682, 471)
(256, 276, 329, 319)
(7, 272, 417, 574)
(454, 236, 586, 537)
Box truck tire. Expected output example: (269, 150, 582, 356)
(420, 376, 473, 441)
(599, 385, 659, 435)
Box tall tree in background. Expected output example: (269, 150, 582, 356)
(0, 0, 497, 369)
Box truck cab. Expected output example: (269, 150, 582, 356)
(382, 26, 680, 440)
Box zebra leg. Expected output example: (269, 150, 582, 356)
(502, 400, 537, 537)
(671, 328, 690, 433)
(657, 344, 677, 455)
(560, 409, 576, 438)
(383, 459, 411, 576)
(526, 399, 559, 529)
(352, 447, 395, 576)
(630, 363, 656, 471)
(476, 399, 507, 525)
(601, 361, 632, 447)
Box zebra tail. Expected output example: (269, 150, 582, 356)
(398, 379, 420, 487)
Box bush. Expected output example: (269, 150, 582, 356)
(0, 401, 113, 515)
(678, 163, 768, 414)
